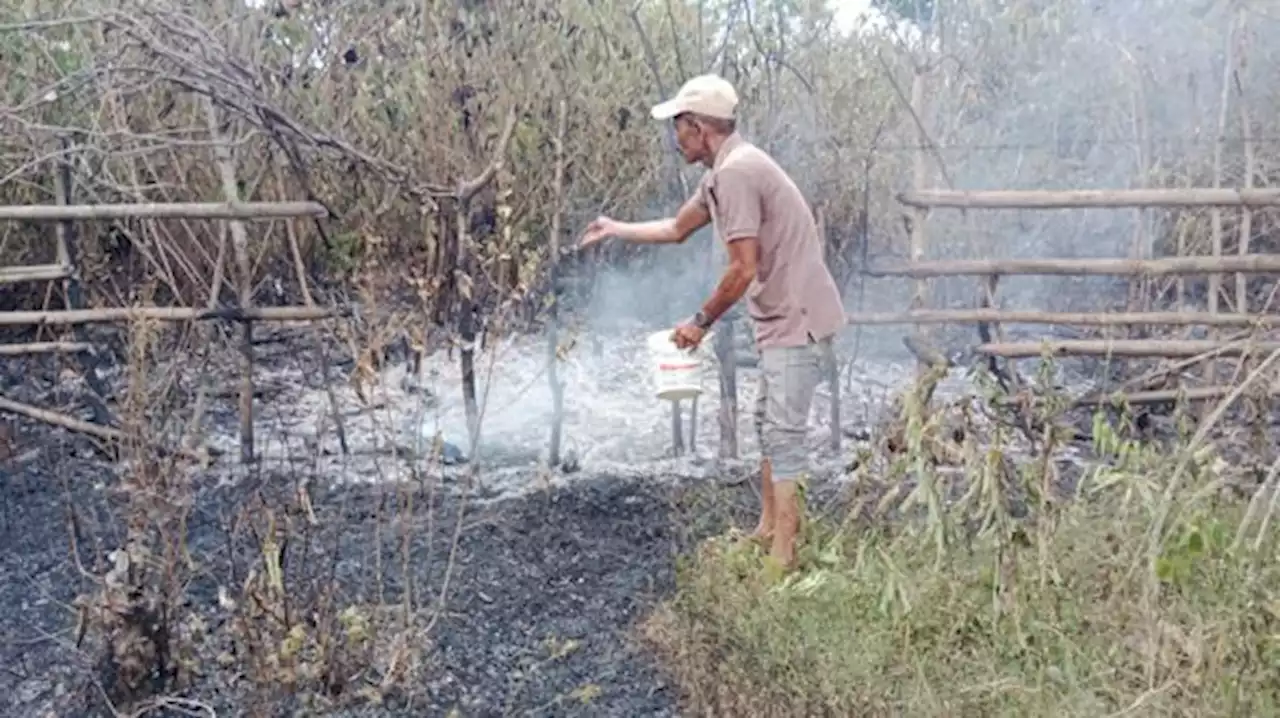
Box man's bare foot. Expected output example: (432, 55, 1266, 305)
(749, 521, 774, 544)
(751, 459, 775, 544)
(769, 532, 796, 570)
(770, 479, 801, 570)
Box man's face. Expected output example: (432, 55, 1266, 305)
(672, 114, 708, 165)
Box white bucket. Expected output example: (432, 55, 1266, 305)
(646, 330, 712, 402)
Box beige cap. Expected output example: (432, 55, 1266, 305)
(650, 74, 739, 121)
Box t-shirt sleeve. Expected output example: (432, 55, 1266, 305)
(690, 180, 710, 212)
(710, 166, 761, 242)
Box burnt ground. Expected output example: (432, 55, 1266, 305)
(0, 421, 786, 718)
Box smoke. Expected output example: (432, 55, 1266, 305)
(920, 1, 1263, 324)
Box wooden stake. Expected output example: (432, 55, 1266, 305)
(547, 98, 569, 468)
(817, 207, 840, 452)
(1206, 13, 1236, 384)
(908, 68, 931, 376)
(714, 318, 738, 460)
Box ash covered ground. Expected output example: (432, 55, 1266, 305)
(0, 322, 1002, 716)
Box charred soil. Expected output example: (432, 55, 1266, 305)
(0, 419, 785, 717)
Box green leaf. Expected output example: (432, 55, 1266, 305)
(1185, 529, 1204, 556)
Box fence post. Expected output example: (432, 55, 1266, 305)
(908, 66, 932, 379)
(714, 311, 739, 460)
(204, 100, 256, 464)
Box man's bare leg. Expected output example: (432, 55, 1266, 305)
(751, 457, 776, 539)
(770, 479, 800, 569)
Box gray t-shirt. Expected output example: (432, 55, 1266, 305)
(694, 133, 845, 349)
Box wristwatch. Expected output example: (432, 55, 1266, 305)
(693, 310, 714, 330)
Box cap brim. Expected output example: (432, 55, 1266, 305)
(650, 99, 686, 120)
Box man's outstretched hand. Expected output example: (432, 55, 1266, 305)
(579, 215, 620, 250)
(671, 322, 706, 350)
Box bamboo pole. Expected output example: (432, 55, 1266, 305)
(0, 341, 93, 355)
(867, 254, 1280, 278)
(0, 305, 338, 326)
(1074, 385, 1280, 407)
(977, 339, 1280, 359)
(0, 395, 122, 443)
(845, 309, 1280, 327)
(0, 201, 326, 222)
(898, 188, 1280, 209)
(205, 100, 257, 464)
(0, 265, 72, 284)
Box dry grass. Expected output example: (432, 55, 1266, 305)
(643, 361, 1280, 717)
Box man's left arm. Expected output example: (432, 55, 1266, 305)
(695, 237, 758, 328)
(673, 169, 759, 348)
(695, 165, 760, 329)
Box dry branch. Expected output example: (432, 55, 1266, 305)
(898, 188, 1280, 209)
(846, 309, 1280, 327)
(977, 340, 1280, 358)
(867, 254, 1280, 278)
(0, 202, 326, 222)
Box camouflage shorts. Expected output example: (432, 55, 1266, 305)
(754, 334, 834, 483)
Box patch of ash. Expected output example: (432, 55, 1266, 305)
(194, 327, 951, 501)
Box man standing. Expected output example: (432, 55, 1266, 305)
(579, 74, 845, 568)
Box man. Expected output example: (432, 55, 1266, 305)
(579, 74, 845, 568)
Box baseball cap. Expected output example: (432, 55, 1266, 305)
(650, 74, 739, 121)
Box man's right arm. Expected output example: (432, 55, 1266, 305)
(599, 194, 711, 245)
